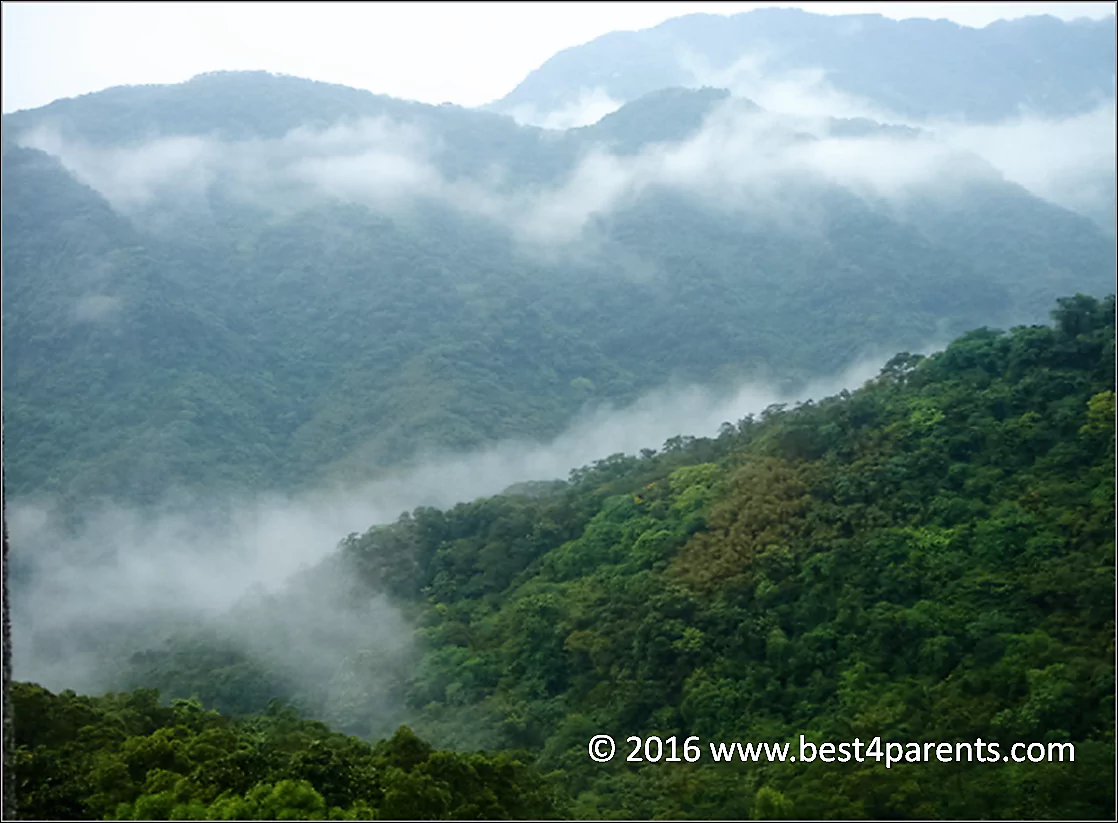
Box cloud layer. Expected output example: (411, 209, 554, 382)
(22, 85, 1088, 256)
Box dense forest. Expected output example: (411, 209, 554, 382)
(12, 294, 1114, 819)
(9, 684, 558, 820)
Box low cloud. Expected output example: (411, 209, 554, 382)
(510, 101, 1001, 245)
(683, 48, 899, 123)
(506, 87, 625, 130)
(21, 126, 217, 209)
(925, 102, 1117, 221)
(12, 351, 918, 717)
(16, 117, 440, 215)
(685, 51, 1117, 223)
(73, 293, 122, 323)
(498, 52, 1116, 228)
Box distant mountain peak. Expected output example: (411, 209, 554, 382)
(492, 8, 1115, 124)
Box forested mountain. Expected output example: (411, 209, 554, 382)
(492, 8, 1116, 124)
(3, 71, 1114, 502)
(13, 295, 1115, 819)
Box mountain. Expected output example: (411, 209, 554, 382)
(3, 72, 1114, 503)
(491, 9, 1117, 124)
(34, 294, 1115, 820)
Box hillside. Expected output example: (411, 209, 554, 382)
(21, 294, 1115, 820)
(3, 73, 1114, 503)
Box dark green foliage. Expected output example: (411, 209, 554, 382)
(9, 683, 558, 820)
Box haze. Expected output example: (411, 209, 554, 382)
(3, 1, 1113, 114)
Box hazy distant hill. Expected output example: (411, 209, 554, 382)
(2, 72, 1114, 502)
(491, 8, 1117, 124)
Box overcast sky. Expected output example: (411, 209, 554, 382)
(2, 2, 1114, 114)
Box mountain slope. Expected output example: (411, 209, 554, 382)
(3, 74, 1114, 502)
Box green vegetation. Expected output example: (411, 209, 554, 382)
(51, 294, 1111, 819)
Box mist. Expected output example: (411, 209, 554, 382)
(19, 84, 1099, 257)
(926, 102, 1118, 224)
(506, 59, 1116, 232)
(684, 48, 899, 123)
(506, 86, 624, 130)
(10, 351, 915, 732)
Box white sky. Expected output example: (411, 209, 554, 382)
(2, 2, 1114, 114)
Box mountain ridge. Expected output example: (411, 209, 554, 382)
(3, 71, 1113, 502)
(491, 8, 1116, 124)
